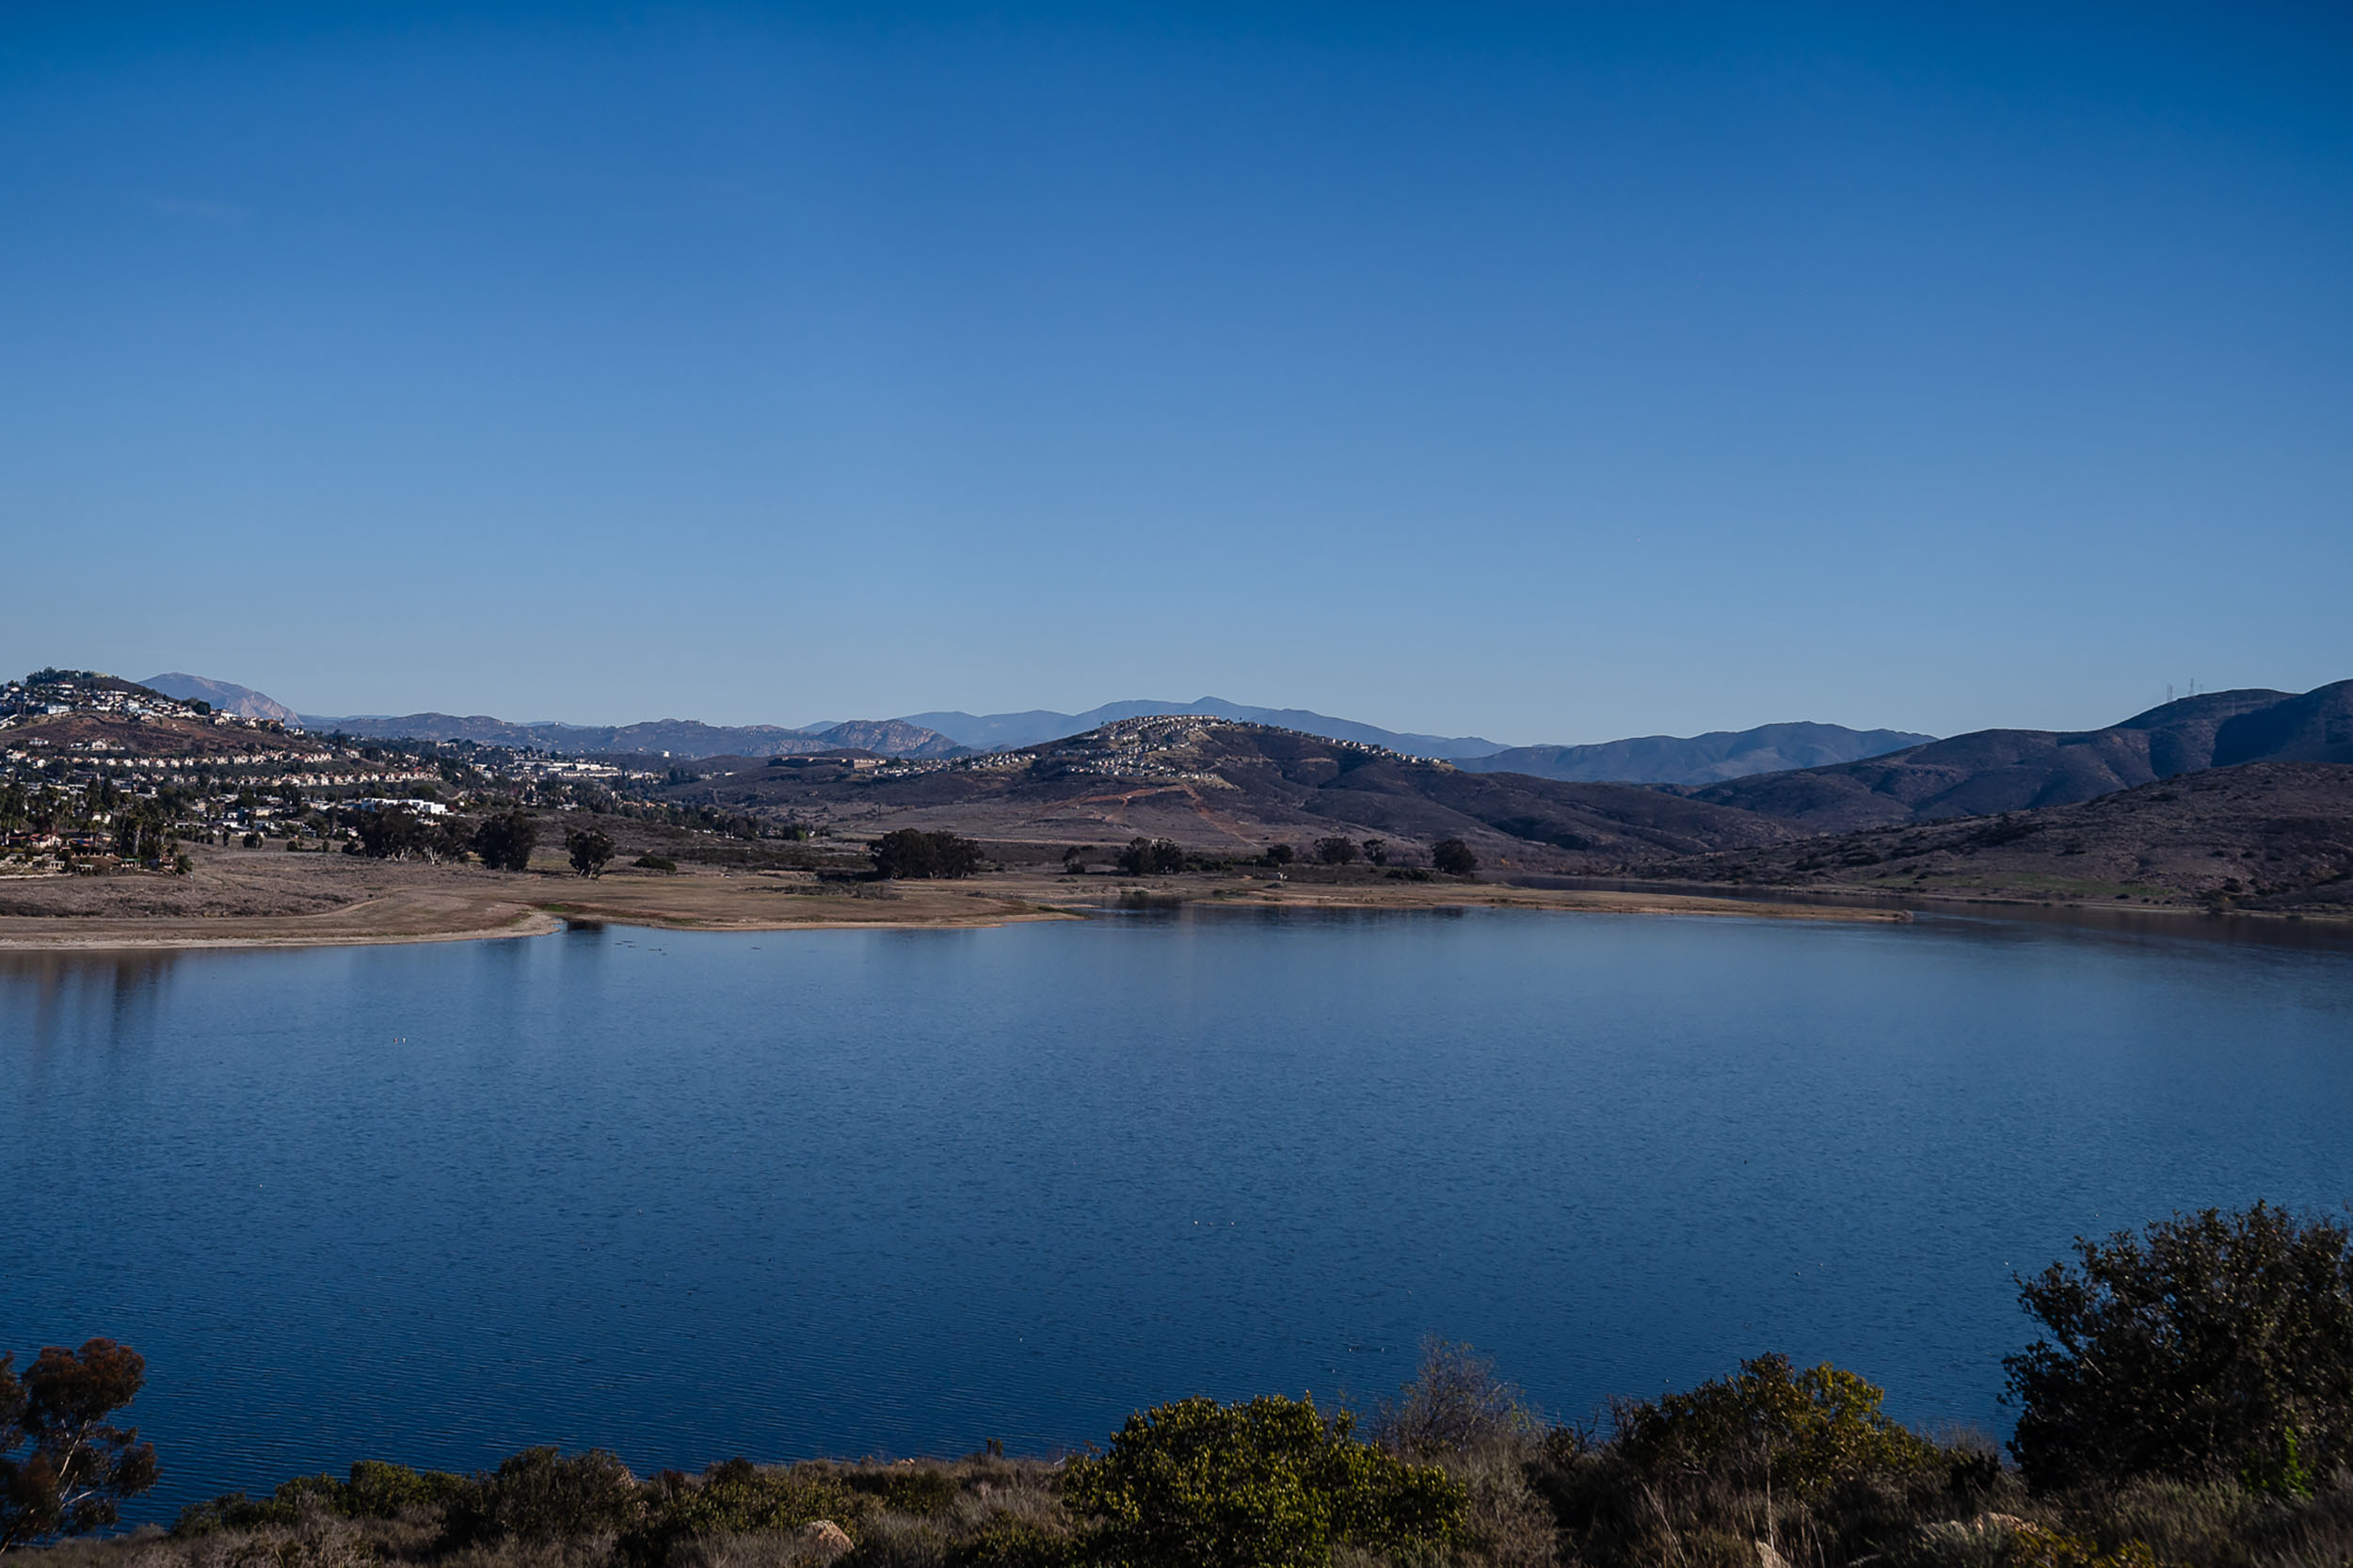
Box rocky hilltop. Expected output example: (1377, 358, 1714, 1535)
(142, 673, 300, 725)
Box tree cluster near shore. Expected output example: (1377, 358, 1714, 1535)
(566, 827, 616, 877)
(20, 1205, 2353, 1568)
(1433, 837, 1479, 875)
(1116, 837, 1186, 875)
(472, 812, 536, 872)
(868, 829, 984, 880)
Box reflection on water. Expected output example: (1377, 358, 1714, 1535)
(0, 948, 183, 1051)
(0, 946, 184, 993)
(3, 907, 2350, 1521)
(1509, 877, 2353, 953)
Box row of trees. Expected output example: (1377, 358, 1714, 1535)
(330, 809, 543, 871)
(3, 779, 181, 858)
(337, 810, 683, 878)
(336, 810, 592, 873)
(1084, 836, 1481, 876)
(869, 829, 984, 879)
(16, 783, 1490, 882)
(533, 784, 814, 846)
(348, 810, 471, 864)
(1117, 838, 1188, 875)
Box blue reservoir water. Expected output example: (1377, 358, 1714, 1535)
(4, 906, 2350, 1517)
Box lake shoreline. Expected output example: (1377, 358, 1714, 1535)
(1502, 872, 2353, 943)
(0, 859, 1911, 951)
(12, 885, 2348, 1536)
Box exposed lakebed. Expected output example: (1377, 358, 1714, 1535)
(5, 905, 2349, 1518)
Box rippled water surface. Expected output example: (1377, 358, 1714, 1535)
(5, 906, 2351, 1516)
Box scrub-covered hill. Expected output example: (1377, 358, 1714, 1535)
(1647, 760, 2353, 912)
(658, 715, 1805, 870)
(1686, 682, 2353, 831)
(1460, 721, 1933, 784)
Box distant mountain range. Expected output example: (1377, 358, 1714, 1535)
(136, 674, 1933, 782)
(283, 711, 969, 760)
(131, 671, 2353, 826)
(138, 675, 933, 758)
(1687, 682, 2353, 830)
(1458, 722, 1932, 785)
(896, 698, 1510, 759)
(143, 673, 299, 725)
(116, 668, 2353, 906)
(898, 700, 1929, 782)
(669, 714, 1806, 868)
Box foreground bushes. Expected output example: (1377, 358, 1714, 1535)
(159, 1449, 1072, 1568)
(1533, 1355, 1998, 1568)
(2005, 1203, 2353, 1494)
(32, 1384, 2352, 1568)
(37, 1205, 2353, 1568)
(126, 1342, 2353, 1568)
(157, 1401, 1462, 1568)
(1610, 1354, 1953, 1497)
(1063, 1395, 1465, 1567)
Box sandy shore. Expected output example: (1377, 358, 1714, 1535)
(1151, 875, 1910, 923)
(0, 891, 561, 950)
(0, 854, 1908, 951)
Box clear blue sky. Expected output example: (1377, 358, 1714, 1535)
(4, 4, 2347, 744)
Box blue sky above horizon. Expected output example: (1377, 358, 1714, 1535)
(3, 4, 2347, 744)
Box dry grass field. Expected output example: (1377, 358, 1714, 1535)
(0, 838, 1909, 951)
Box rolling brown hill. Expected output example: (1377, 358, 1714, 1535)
(1458, 721, 1934, 784)
(0, 711, 331, 761)
(1684, 682, 2353, 831)
(656, 715, 1805, 870)
(1641, 760, 2353, 912)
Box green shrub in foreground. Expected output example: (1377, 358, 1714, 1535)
(439, 1447, 640, 1546)
(1613, 1352, 1949, 1496)
(2005, 1203, 2353, 1493)
(621, 1457, 877, 1566)
(1062, 1394, 1465, 1568)
(1543, 1359, 1992, 1568)
(174, 1461, 479, 1537)
(345, 1459, 475, 1517)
